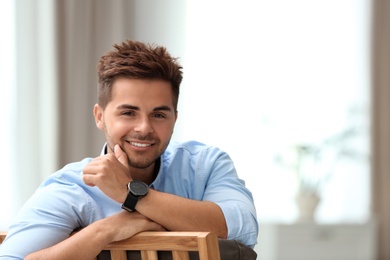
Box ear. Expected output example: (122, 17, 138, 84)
(174, 110, 178, 122)
(93, 104, 105, 130)
(172, 110, 178, 134)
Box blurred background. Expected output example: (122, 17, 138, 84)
(1, 0, 389, 259)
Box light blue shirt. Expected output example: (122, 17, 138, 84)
(0, 140, 258, 259)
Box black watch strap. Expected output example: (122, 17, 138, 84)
(121, 180, 149, 212)
(121, 190, 139, 212)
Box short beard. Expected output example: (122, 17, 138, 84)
(127, 154, 160, 169)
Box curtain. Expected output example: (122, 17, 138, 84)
(371, 0, 390, 259)
(55, 0, 134, 166)
(0, 0, 17, 229)
(12, 0, 59, 210)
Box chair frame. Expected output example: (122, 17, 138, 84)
(0, 231, 221, 260)
(0, 231, 5, 244)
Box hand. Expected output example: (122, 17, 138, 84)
(25, 210, 165, 260)
(102, 210, 166, 242)
(82, 144, 131, 203)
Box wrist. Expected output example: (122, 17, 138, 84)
(122, 180, 149, 212)
(89, 218, 117, 245)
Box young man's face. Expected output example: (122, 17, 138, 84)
(94, 78, 177, 169)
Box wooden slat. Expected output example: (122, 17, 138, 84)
(197, 232, 221, 260)
(110, 250, 127, 260)
(104, 232, 203, 251)
(0, 231, 6, 244)
(140, 250, 158, 260)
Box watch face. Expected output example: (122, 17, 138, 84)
(130, 180, 148, 196)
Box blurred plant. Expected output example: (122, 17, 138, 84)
(274, 106, 369, 196)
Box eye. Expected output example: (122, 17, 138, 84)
(122, 111, 135, 116)
(153, 113, 166, 119)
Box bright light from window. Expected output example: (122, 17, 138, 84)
(175, 0, 371, 224)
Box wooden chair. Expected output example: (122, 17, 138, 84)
(0, 231, 221, 260)
(0, 231, 5, 244)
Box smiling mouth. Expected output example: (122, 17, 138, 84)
(129, 141, 152, 148)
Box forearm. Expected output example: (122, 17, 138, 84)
(24, 210, 163, 260)
(136, 189, 228, 239)
(25, 218, 113, 260)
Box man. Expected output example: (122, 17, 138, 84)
(0, 40, 258, 259)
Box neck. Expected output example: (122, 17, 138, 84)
(129, 158, 160, 185)
(104, 144, 160, 185)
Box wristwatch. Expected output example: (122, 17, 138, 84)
(121, 180, 149, 212)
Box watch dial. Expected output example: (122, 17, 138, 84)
(131, 180, 147, 196)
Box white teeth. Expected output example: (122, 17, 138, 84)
(131, 142, 151, 147)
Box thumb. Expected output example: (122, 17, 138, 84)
(114, 144, 128, 166)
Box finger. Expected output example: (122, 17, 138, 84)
(82, 163, 101, 175)
(114, 144, 128, 167)
(82, 175, 96, 187)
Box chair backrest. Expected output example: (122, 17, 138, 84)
(0, 231, 221, 260)
(0, 231, 5, 244)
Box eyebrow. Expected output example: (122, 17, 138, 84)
(153, 105, 173, 112)
(117, 104, 173, 112)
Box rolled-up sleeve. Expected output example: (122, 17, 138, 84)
(202, 148, 258, 248)
(0, 179, 99, 259)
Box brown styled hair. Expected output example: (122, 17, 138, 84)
(97, 40, 183, 110)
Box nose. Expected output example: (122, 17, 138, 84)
(133, 116, 153, 134)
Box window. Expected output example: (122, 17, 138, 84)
(175, 0, 371, 224)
